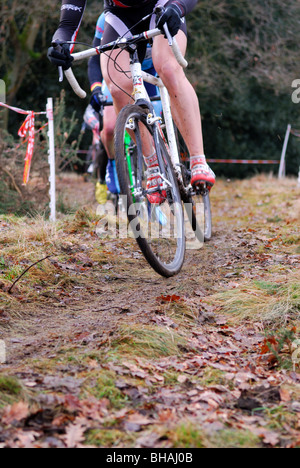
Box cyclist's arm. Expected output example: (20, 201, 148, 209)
(88, 13, 105, 94)
(52, 0, 87, 48)
(88, 36, 103, 93)
(169, 0, 198, 16)
(52, 0, 197, 45)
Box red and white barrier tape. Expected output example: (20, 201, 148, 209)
(0, 102, 46, 185)
(207, 159, 280, 165)
(291, 129, 300, 138)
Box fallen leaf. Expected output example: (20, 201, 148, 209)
(260, 429, 280, 447)
(64, 423, 85, 448)
(177, 375, 188, 384)
(158, 295, 182, 303)
(124, 412, 154, 431)
(279, 387, 291, 402)
(122, 362, 147, 379)
(2, 401, 29, 425)
(16, 431, 39, 448)
(199, 391, 224, 408)
(136, 432, 161, 448)
(24, 381, 37, 388)
(158, 408, 177, 423)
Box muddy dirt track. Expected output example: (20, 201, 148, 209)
(0, 175, 299, 448)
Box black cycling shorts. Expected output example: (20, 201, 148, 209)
(102, 0, 187, 62)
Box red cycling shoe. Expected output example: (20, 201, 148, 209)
(190, 158, 215, 190)
(146, 166, 167, 205)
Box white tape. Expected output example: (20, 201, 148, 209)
(0, 340, 6, 364)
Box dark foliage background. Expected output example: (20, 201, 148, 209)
(1, 0, 300, 184)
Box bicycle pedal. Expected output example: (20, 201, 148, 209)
(193, 181, 210, 196)
(147, 186, 164, 195)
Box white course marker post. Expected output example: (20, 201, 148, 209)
(47, 98, 56, 222)
(278, 124, 291, 179)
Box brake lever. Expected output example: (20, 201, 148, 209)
(58, 66, 64, 82)
(51, 42, 68, 82)
(163, 24, 173, 46)
(154, 5, 173, 46)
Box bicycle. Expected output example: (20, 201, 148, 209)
(58, 12, 212, 277)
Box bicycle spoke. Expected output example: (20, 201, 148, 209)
(115, 105, 185, 277)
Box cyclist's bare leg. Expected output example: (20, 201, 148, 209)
(101, 106, 116, 159)
(101, 50, 155, 158)
(152, 31, 204, 157)
(101, 50, 132, 117)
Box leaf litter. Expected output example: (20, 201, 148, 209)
(0, 175, 300, 448)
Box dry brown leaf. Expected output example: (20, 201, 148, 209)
(16, 431, 39, 448)
(126, 412, 153, 426)
(279, 387, 291, 402)
(199, 391, 224, 408)
(261, 430, 280, 447)
(2, 401, 29, 425)
(158, 408, 177, 423)
(64, 423, 86, 448)
(177, 375, 188, 384)
(122, 362, 147, 379)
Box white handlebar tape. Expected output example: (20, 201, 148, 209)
(172, 38, 188, 69)
(64, 68, 87, 99)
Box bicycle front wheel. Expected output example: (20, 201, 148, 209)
(115, 104, 185, 278)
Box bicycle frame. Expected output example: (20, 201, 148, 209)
(63, 27, 187, 186)
(140, 70, 182, 181)
(58, 22, 212, 276)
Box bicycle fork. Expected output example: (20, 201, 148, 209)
(129, 50, 186, 202)
(129, 54, 169, 196)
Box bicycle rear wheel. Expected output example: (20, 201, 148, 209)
(175, 128, 212, 242)
(115, 104, 185, 278)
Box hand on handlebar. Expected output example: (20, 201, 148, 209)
(90, 90, 107, 114)
(156, 5, 182, 38)
(47, 41, 74, 70)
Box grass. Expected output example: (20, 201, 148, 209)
(0, 175, 300, 448)
(82, 370, 128, 410)
(0, 375, 24, 406)
(208, 428, 261, 448)
(0, 214, 58, 249)
(262, 405, 300, 432)
(206, 269, 300, 326)
(281, 234, 300, 245)
(85, 428, 136, 448)
(200, 367, 229, 387)
(167, 423, 206, 448)
(0, 211, 104, 316)
(156, 422, 261, 448)
(108, 324, 188, 359)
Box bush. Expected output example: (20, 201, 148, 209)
(187, 0, 300, 176)
(0, 91, 83, 216)
(0, 130, 49, 215)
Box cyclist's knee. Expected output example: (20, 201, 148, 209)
(102, 121, 114, 142)
(155, 59, 184, 93)
(106, 81, 130, 108)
